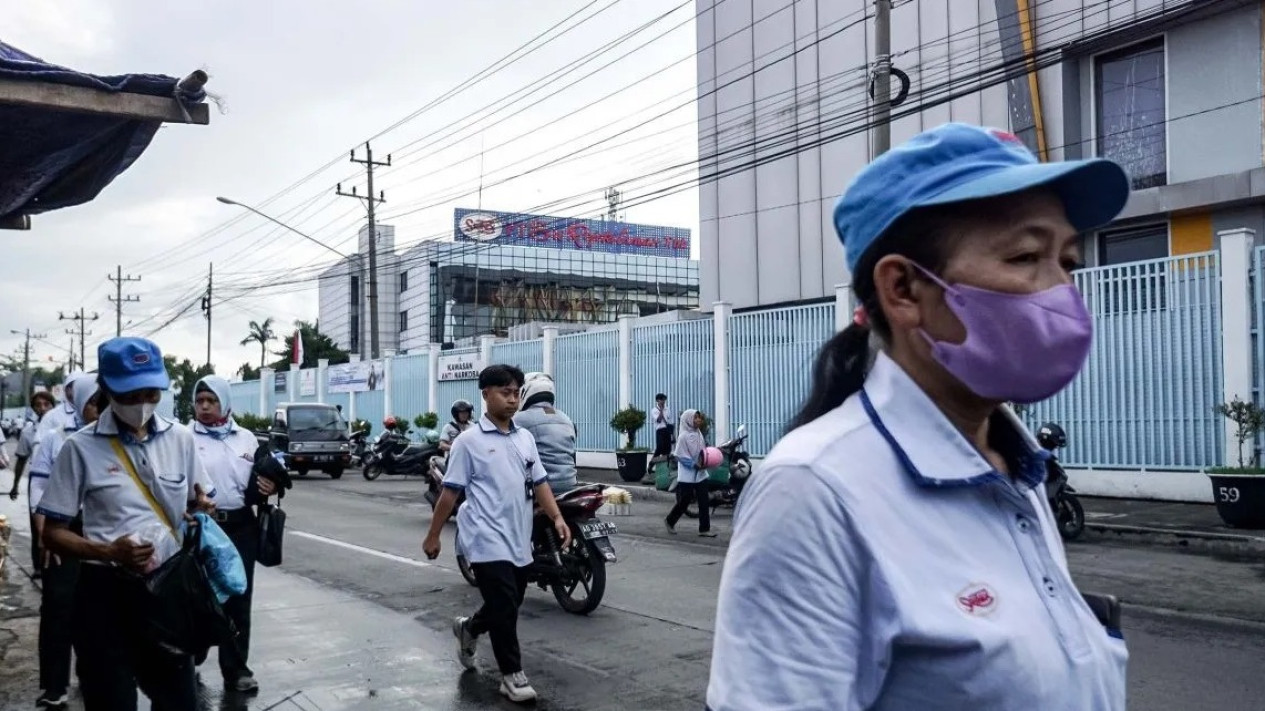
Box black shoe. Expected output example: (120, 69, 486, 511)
(228, 674, 260, 694)
(36, 692, 68, 709)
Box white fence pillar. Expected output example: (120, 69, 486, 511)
(1219, 228, 1255, 467)
(288, 364, 298, 403)
(317, 358, 329, 404)
(348, 391, 357, 427)
(478, 336, 496, 416)
(542, 326, 559, 377)
(835, 283, 852, 332)
(382, 352, 395, 416)
(713, 302, 732, 444)
(618, 316, 634, 409)
(428, 344, 440, 414)
(259, 367, 273, 416)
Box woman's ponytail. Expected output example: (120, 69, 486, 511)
(787, 321, 872, 431)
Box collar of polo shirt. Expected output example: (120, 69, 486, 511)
(476, 413, 518, 434)
(93, 404, 173, 443)
(858, 353, 1048, 490)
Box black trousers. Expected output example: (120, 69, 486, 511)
(29, 512, 42, 573)
(214, 511, 258, 681)
(666, 480, 711, 533)
(468, 561, 529, 675)
(653, 427, 674, 458)
(39, 544, 80, 697)
(73, 564, 197, 711)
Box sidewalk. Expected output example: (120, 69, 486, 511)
(0, 531, 516, 711)
(579, 468, 1265, 557)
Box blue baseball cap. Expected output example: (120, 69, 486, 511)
(834, 122, 1130, 273)
(97, 337, 170, 393)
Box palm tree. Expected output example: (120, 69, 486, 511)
(240, 318, 276, 370)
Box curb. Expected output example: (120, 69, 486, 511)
(1085, 522, 1265, 557)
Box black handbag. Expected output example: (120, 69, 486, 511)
(257, 497, 286, 567)
(144, 523, 238, 658)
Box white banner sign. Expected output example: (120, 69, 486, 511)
(300, 369, 317, 397)
(438, 352, 486, 381)
(327, 360, 386, 393)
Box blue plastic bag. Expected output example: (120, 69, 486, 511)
(185, 513, 247, 603)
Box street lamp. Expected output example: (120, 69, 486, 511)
(215, 196, 368, 358)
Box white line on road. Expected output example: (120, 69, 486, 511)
(289, 529, 451, 573)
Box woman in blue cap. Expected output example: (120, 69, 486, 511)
(706, 124, 1131, 711)
(38, 337, 216, 711)
(189, 374, 279, 695)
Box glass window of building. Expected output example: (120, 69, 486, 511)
(1098, 223, 1168, 266)
(399, 309, 409, 333)
(399, 270, 408, 293)
(1095, 37, 1166, 189)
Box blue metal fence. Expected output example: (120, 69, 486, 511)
(728, 303, 835, 456)
(437, 347, 482, 421)
(393, 353, 431, 417)
(1251, 246, 1265, 464)
(1023, 253, 1223, 469)
(492, 339, 544, 375)
(230, 380, 261, 416)
(556, 330, 620, 450)
(632, 320, 715, 444)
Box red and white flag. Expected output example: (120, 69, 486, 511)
(291, 328, 304, 367)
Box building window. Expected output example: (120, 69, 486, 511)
(399, 270, 408, 293)
(1093, 223, 1169, 313)
(1095, 37, 1166, 189)
(1098, 223, 1168, 266)
(399, 309, 409, 333)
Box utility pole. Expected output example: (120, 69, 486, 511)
(59, 309, 98, 372)
(108, 265, 141, 337)
(200, 263, 213, 369)
(336, 142, 390, 360)
(605, 187, 622, 222)
(67, 336, 76, 371)
(871, 0, 893, 156)
(9, 328, 47, 408)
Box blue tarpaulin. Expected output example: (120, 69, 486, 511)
(0, 40, 206, 221)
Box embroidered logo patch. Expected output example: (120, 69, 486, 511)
(106, 464, 121, 475)
(990, 128, 1022, 145)
(132, 352, 151, 365)
(956, 583, 999, 616)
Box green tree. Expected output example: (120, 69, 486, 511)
(240, 318, 277, 370)
(237, 362, 260, 381)
(269, 320, 350, 370)
(163, 355, 215, 424)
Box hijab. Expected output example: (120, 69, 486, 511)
(673, 408, 705, 463)
(69, 377, 100, 427)
(194, 375, 234, 437)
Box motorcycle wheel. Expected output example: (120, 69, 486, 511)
(1058, 495, 1086, 541)
(363, 463, 384, 481)
(551, 523, 607, 615)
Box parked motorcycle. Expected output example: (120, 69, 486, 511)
(423, 454, 461, 519)
(455, 483, 618, 615)
(348, 427, 371, 467)
(685, 424, 753, 518)
(362, 430, 440, 481)
(1037, 422, 1085, 541)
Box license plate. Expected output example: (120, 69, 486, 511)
(313, 455, 333, 463)
(579, 520, 617, 540)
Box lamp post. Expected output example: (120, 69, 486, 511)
(215, 197, 368, 358)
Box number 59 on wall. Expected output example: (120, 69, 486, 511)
(1219, 486, 1241, 503)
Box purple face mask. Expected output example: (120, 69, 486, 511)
(912, 264, 1093, 404)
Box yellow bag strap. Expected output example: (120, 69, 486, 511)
(108, 437, 177, 538)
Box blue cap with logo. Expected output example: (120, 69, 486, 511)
(834, 122, 1130, 273)
(97, 337, 170, 393)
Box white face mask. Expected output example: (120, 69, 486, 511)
(114, 402, 157, 430)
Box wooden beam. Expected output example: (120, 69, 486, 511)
(0, 76, 209, 124)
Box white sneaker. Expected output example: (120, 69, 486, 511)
(452, 616, 478, 670)
(500, 672, 538, 703)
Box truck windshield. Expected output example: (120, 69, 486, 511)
(287, 408, 344, 432)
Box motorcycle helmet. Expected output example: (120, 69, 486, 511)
(451, 399, 474, 422)
(1036, 422, 1067, 451)
(383, 416, 398, 431)
(519, 372, 556, 410)
(699, 446, 724, 470)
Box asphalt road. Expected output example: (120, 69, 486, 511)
(4, 462, 1265, 709)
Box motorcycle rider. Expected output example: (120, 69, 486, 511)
(439, 400, 475, 454)
(513, 372, 578, 495)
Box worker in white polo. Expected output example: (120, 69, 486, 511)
(39, 337, 216, 711)
(707, 124, 1132, 710)
(188, 374, 277, 695)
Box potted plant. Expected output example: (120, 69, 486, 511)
(1207, 396, 1265, 529)
(610, 405, 648, 482)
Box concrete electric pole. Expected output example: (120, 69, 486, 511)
(9, 328, 47, 408)
(59, 308, 99, 371)
(108, 265, 141, 337)
(200, 263, 213, 369)
(872, 0, 893, 156)
(337, 142, 390, 360)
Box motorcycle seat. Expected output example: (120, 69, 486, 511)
(555, 483, 606, 502)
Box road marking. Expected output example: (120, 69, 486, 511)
(289, 530, 449, 572)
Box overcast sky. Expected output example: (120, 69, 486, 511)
(2, 0, 699, 378)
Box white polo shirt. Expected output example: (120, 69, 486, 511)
(37, 408, 216, 557)
(707, 352, 1127, 711)
(443, 414, 546, 567)
(27, 417, 81, 513)
(189, 421, 258, 511)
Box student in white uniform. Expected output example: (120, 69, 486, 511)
(706, 124, 1132, 711)
(423, 365, 570, 704)
(9, 390, 56, 573)
(38, 337, 216, 711)
(189, 374, 276, 695)
(26, 377, 101, 710)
